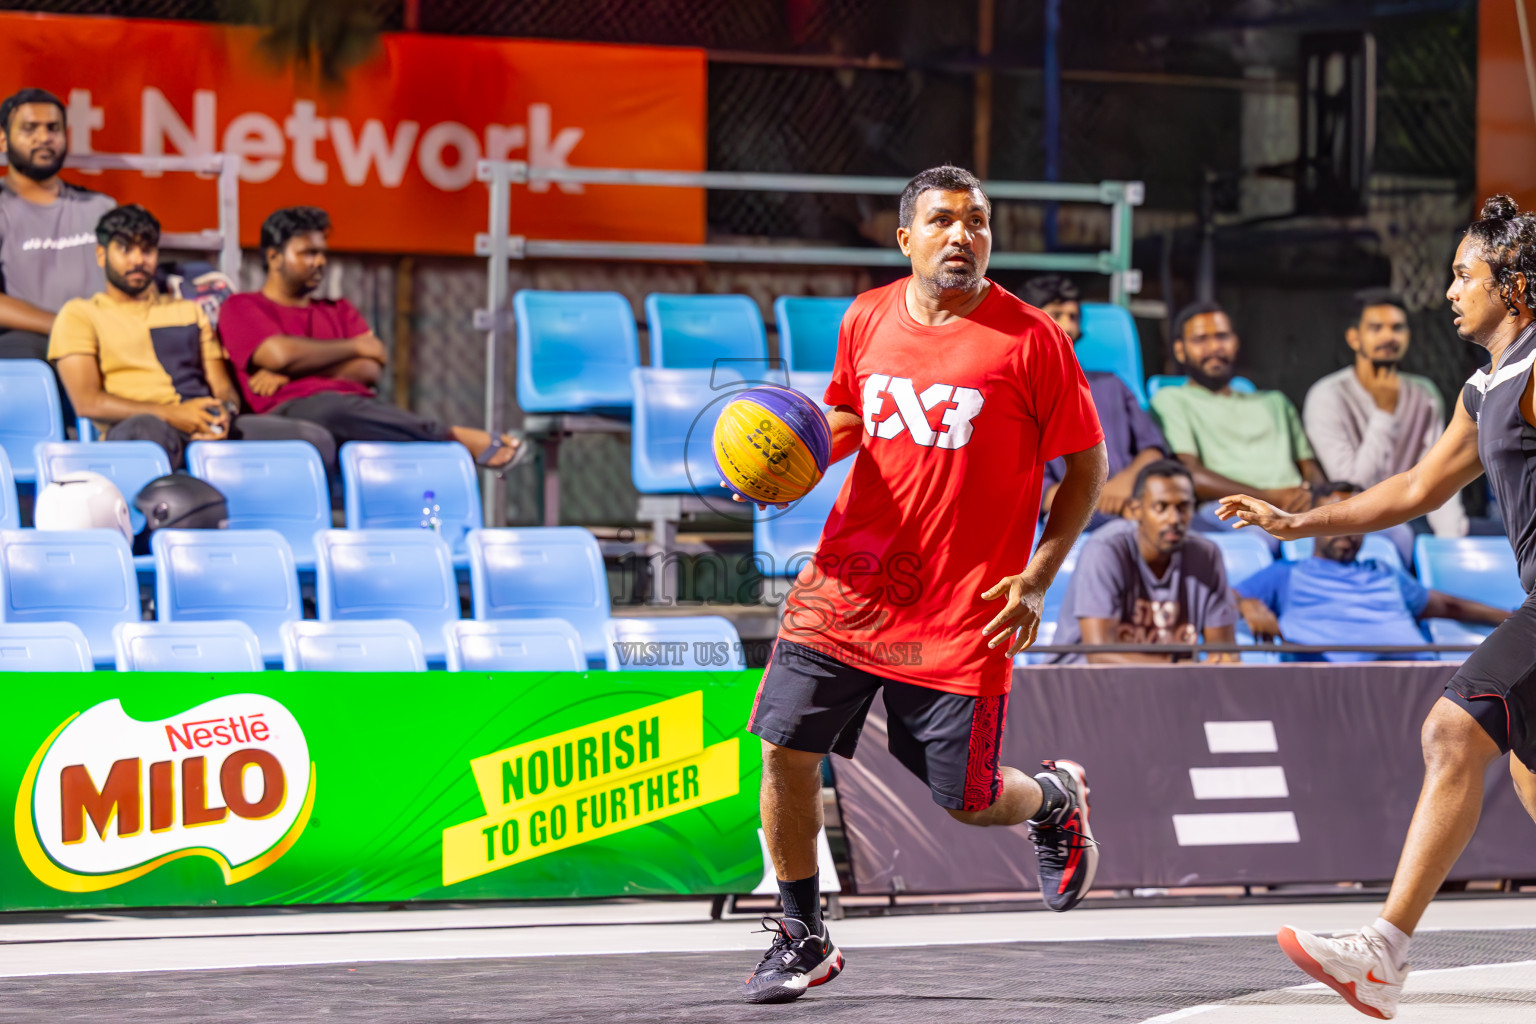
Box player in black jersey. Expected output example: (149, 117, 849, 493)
(1216, 194, 1536, 1020)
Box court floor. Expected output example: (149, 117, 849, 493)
(1, 896, 1532, 1023)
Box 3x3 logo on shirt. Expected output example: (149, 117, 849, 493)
(861, 374, 985, 450)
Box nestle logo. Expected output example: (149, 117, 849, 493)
(165, 714, 270, 752)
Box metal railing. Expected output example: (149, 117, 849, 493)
(472, 160, 1144, 525)
(0, 152, 241, 279)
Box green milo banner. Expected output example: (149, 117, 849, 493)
(0, 671, 765, 912)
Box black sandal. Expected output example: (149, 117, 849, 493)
(474, 432, 531, 479)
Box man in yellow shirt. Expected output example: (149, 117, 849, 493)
(48, 205, 333, 472)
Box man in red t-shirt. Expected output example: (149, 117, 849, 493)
(219, 207, 524, 472)
(740, 166, 1108, 1004)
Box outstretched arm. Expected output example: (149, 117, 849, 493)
(1217, 396, 1484, 540)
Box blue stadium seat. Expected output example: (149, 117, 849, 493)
(514, 290, 640, 413)
(645, 293, 768, 369)
(341, 441, 482, 559)
(630, 367, 786, 494)
(755, 457, 853, 578)
(785, 371, 836, 412)
(0, 359, 64, 485)
(152, 528, 300, 662)
(0, 528, 139, 664)
(0, 447, 16, 530)
(445, 619, 587, 673)
(1204, 529, 1275, 585)
(187, 440, 330, 571)
(1075, 303, 1147, 406)
(1422, 617, 1492, 660)
(603, 615, 746, 671)
(774, 296, 852, 373)
(0, 621, 94, 672)
(467, 527, 610, 665)
(113, 620, 263, 672)
(34, 440, 171, 537)
(1146, 375, 1257, 400)
(1415, 536, 1526, 610)
(315, 528, 458, 662)
(282, 619, 426, 672)
(1282, 534, 1405, 573)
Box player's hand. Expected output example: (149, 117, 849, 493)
(720, 482, 789, 511)
(1214, 493, 1306, 539)
(248, 369, 289, 396)
(980, 573, 1046, 657)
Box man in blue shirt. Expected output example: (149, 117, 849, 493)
(1025, 275, 1166, 529)
(1235, 482, 1509, 661)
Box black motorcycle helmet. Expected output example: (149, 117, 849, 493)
(134, 475, 229, 533)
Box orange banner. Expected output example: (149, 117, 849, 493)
(1478, 0, 1536, 207)
(0, 13, 706, 254)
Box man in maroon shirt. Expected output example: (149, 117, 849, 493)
(218, 207, 523, 472)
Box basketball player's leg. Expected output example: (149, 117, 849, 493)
(742, 640, 880, 1003)
(1277, 606, 1535, 1019)
(881, 680, 1097, 910)
(1509, 751, 1536, 822)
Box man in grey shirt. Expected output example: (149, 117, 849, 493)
(0, 88, 115, 371)
(1302, 289, 1467, 544)
(1052, 459, 1238, 663)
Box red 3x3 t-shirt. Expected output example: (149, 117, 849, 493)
(777, 277, 1103, 697)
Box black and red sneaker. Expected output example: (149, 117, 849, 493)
(740, 916, 844, 1003)
(1029, 759, 1098, 912)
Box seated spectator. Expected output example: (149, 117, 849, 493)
(48, 205, 335, 471)
(1151, 301, 1326, 546)
(218, 206, 525, 473)
(1024, 274, 1166, 530)
(0, 88, 116, 421)
(1302, 289, 1467, 558)
(1052, 460, 1238, 663)
(1235, 483, 1509, 662)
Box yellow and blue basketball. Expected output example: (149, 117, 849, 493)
(713, 385, 832, 504)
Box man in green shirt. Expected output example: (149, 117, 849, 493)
(1152, 302, 1327, 530)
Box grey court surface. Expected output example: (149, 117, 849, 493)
(1, 898, 1533, 1023)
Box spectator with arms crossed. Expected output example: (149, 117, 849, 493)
(48, 205, 334, 470)
(1025, 274, 1166, 529)
(218, 207, 524, 472)
(1052, 459, 1238, 663)
(1303, 289, 1468, 552)
(1152, 301, 1327, 543)
(1235, 482, 1507, 661)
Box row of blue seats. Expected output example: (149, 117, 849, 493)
(514, 292, 1158, 414)
(1033, 530, 1525, 658)
(0, 525, 637, 668)
(2, 615, 747, 674)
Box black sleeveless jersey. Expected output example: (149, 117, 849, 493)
(1463, 321, 1536, 595)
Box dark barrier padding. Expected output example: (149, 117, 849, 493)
(835, 663, 1536, 894)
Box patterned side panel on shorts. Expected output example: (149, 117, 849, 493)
(962, 692, 1008, 812)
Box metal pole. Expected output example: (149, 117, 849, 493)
(1043, 0, 1062, 251)
(216, 155, 241, 281)
(480, 161, 517, 527)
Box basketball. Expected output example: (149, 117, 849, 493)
(713, 385, 832, 504)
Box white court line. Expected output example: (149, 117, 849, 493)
(3, 904, 1535, 979)
(1137, 959, 1536, 1023)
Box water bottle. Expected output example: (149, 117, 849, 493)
(420, 490, 441, 533)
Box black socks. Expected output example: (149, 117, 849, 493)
(778, 872, 822, 935)
(1029, 771, 1068, 823)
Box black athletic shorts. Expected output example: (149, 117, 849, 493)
(1444, 595, 1536, 769)
(747, 638, 1007, 812)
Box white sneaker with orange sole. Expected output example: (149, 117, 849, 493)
(1277, 924, 1408, 1019)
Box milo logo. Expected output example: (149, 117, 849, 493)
(15, 695, 315, 892)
